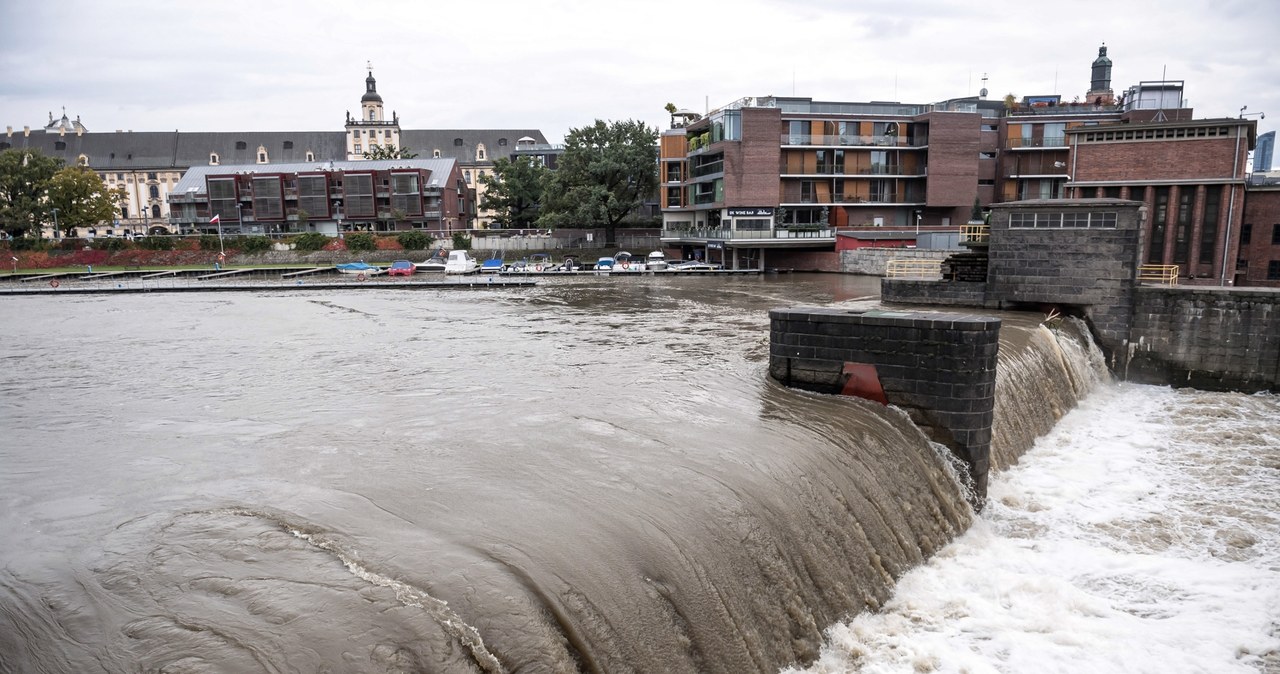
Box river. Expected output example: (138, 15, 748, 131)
(0, 274, 1275, 673)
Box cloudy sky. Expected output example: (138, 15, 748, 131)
(1, 0, 1276, 157)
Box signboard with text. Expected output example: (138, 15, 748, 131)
(726, 207, 774, 217)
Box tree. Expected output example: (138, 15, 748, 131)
(970, 196, 983, 222)
(538, 119, 658, 246)
(47, 166, 121, 235)
(478, 156, 547, 229)
(362, 145, 419, 160)
(0, 148, 64, 239)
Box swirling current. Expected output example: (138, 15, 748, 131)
(3, 273, 1268, 673)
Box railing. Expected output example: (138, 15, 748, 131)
(959, 224, 989, 244)
(660, 227, 834, 240)
(1138, 265, 1179, 285)
(886, 259, 943, 279)
(782, 134, 922, 147)
(1006, 136, 1068, 149)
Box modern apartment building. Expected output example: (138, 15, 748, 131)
(659, 45, 1269, 285)
(168, 158, 470, 236)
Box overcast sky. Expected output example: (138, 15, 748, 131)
(1, 0, 1276, 161)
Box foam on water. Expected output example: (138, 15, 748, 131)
(787, 384, 1280, 674)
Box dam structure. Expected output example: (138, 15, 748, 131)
(771, 197, 1279, 501)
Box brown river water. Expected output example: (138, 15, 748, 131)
(1, 274, 1273, 673)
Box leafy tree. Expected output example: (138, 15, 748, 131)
(47, 166, 120, 235)
(971, 196, 983, 222)
(362, 145, 419, 160)
(0, 148, 64, 239)
(451, 231, 472, 251)
(292, 232, 330, 252)
(538, 119, 658, 246)
(478, 156, 547, 229)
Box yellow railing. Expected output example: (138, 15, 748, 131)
(886, 258, 943, 279)
(959, 223, 989, 244)
(1138, 265, 1179, 286)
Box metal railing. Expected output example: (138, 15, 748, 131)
(660, 227, 834, 240)
(886, 259, 943, 279)
(782, 134, 923, 147)
(1138, 265, 1179, 285)
(959, 224, 989, 244)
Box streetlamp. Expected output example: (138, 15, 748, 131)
(50, 208, 59, 240)
(11, 256, 17, 274)
(333, 200, 342, 237)
(915, 212, 921, 236)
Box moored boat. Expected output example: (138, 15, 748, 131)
(335, 261, 383, 275)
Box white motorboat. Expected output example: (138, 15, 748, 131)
(646, 251, 669, 271)
(444, 250, 480, 274)
(415, 249, 448, 273)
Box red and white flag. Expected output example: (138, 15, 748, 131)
(210, 214, 220, 224)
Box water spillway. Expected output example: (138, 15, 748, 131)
(0, 276, 1111, 673)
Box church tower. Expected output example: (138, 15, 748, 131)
(1086, 44, 1114, 106)
(344, 63, 402, 160)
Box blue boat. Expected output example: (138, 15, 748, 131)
(481, 256, 506, 272)
(335, 261, 383, 275)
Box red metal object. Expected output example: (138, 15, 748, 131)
(840, 362, 888, 404)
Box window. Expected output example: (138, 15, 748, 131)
(433, 149, 441, 158)
(368, 110, 375, 121)
(464, 170, 471, 183)
(258, 153, 266, 163)
(478, 149, 486, 160)
(77, 155, 88, 166)
(979, 151, 996, 159)
(1273, 224, 1280, 245)
(498, 138, 507, 146)
(1199, 186, 1221, 265)
(235, 141, 247, 150)
(1150, 187, 1169, 264)
(305, 151, 314, 162)
(55, 141, 66, 150)
(283, 141, 293, 149)
(354, 130, 361, 137)
(454, 138, 464, 146)
(391, 173, 423, 216)
(151, 204, 160, 218)
(1269, 260, 1280, 280)
(147, 172, 157, 180)
(209, 153, 219, 165)
(149, 185, 159, 199)
(354, 143, 362, 153)
(384, 130, 391, 138)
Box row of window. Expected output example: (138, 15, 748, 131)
(1078, 126, 1232, 143)
(1239, 223, 1280, 245)
(1009, 211, 1118, 228)
(352, 129, 395, 138)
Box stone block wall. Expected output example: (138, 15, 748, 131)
(769, 307, 1001, 500)
(881, 279, 988, 307)
(840, 248, 950, 276)
(1127, 286, 1280, 392)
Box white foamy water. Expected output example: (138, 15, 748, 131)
(788, 383, 1280, 674)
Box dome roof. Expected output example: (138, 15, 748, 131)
(362, 72, 383, 103)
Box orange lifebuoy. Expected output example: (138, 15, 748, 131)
(356, 273, 367, 281)
(621, 262, 630, 270)
(535, 265, 544, 272)
(49, 280, 60, 288)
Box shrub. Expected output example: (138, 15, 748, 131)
(91, 237, 128, 251)
(292, 232, 330, 253)
(198, 235, 223, 251)
(451, 232, 472, 251)
(396, 230, 433, 251)
(345, 232, 376, 252)
(137, 236, 176, 251)
(9, 237, 41, 251)
(55, 238, 87, 251)
(236, 236, 272, 254)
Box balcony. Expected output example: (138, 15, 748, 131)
(782, 134, 924, 147)
(780, 165, 927, 177)
(1006, 136, 1067, 150)
(660, 226, 835, 243)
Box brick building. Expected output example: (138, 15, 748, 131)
(1240, 174, 1280, 286)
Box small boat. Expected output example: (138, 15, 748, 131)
(595, 256, 615, 273)
(612, 251, 645, 271)
(416, 249, 448, 273)
(444, 250, 480, 275)
(646, 251, 669, 271)
(527, 253, 555, 272)
(335, 261, 383, 275)
(480, 255, 506, 272)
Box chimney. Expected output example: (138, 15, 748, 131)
(23, 126, 30, 137)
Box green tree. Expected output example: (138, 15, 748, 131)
(538, 119, 658, 246)
(47, 166, 119, 235)
(0, 148, 64, 239)
(362, 145, 419, 160)
(396, 229, 433, 251)
(478, 156, 547, 229)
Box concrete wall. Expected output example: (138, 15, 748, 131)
(1127, 286, 1280, 392)
(841, 248, 951, 276)
(882, 279, 988, 306)
(769, 307, 1000, 501)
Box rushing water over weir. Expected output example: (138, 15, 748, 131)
(0, 276, 1135, 672)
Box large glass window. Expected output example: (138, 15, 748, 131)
(296, 175, 329, 217)
(1043, 122, 1066, 146)
(391, 172, 422, 216)
(1150, 187, 1169, 263)
(1173, 189, 1193, 264)
(1198, 186, 1221, 265)
(252, 176, 284, 220)
(206, 178, 238, 222)
(344, 173, 376, 218)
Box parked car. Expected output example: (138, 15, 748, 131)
(387, 259, 416, 276)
